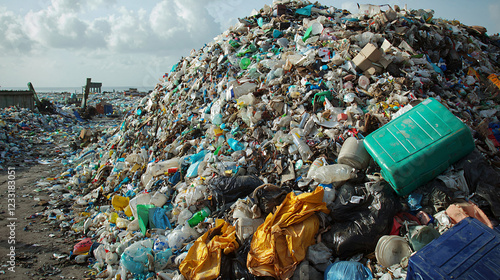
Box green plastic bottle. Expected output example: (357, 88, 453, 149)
(187, 207, 211, 227)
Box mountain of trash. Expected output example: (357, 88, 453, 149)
(32, 1, 500, 280)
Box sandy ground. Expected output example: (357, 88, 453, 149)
(0, 160, 92, 280)
(0, 116, 122, 280)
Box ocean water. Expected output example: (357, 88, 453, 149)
(0, 86, 152, 94)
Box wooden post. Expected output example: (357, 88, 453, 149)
(82, 78, 91, 110)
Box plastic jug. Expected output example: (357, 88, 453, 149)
(129, 193, 152, 219)
(338, 137, 371, 170)
(111, 194, 130, 211)
(187, 207, 211, 227)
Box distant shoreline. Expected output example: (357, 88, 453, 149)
(0, 86, 152, 94)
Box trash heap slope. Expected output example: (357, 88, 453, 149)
(35, 1, 500, 280)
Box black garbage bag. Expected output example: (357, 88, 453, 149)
(452, 149, 500, 219)
(210, 175, 264, 206)
(218, 235, 260, 280)
(251, 184, 290, 215)
(323, 183, 401, 258)
(329, 183, 372, 222)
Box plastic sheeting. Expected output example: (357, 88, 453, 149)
(179, 219, 239, 280)
(247, 186, 330, 279)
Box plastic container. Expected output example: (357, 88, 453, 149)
(292, 133, 313, 161)
(408, 225, 440, 251)
(227, 138, 244, 151)
(364, 98, 475, 196)
(111, 195, 130, 211)
(407, 217, 500, 280)
(128, 193, 152, 219)
(375, 235, 412, 268)
(187, 207, 211, 227)
(150, 192, 168, 207)
(73, 237, 93, 255)
(337, 137, 371, 170)
(147, 158, 181, 177)
(310, 164, 356, 184)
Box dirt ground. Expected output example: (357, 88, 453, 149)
(0, 160, 93, 280)
(0, 115, 121, 280)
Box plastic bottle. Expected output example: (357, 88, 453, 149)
(337, 137, 371, 169)
(239, 57, 251, 70)
(187, 207, 211, 227)
(147, 158, 180, 177)
(177, 209, 193, 225)
(307, 157, 327, 178)
(302, 116, 316, 136)
(292, 133, 313, 161)
(299, 112, 310, 129)
(227, 138, 244, 151)
(310, 164, 356, 184)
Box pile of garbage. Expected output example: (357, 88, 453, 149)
(38, 91, 144, 117)
(31, 1, 500, 280)
(0, 105, 83, 168)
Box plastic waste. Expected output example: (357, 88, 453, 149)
(73, 238, 93, 255)
(408, 225, 440, 251)
(111, 194, 130, 211)
(120, 240, 153, 274)
(247, 187, 329, 279)
(337, 137, 371, 170)
(324, 261, 373, 280)
(292, 132, 313, 161)
(227, 138, 244, 151)
(375, 235, 412, 268)
(187, 207, 211, 227)
(310, 164, 356, 184)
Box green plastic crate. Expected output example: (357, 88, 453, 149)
(364, 98, 475, 196)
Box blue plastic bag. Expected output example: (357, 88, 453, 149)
(295, 4, 314, 16)
(149, 207, 171, 230)
(186, 160, 202, 178)
(324, 261, 373, 280)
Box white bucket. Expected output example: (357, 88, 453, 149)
(338, 137, 371, 169)
(375, 235, 412, 267)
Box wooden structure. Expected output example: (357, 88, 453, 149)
(0, 90, 34, 110)
(82, 80, 102, 93)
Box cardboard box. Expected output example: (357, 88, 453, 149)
(375, 56, 392, 68)
(80, 129, 92, 140)
(363, 65, 383, 76)
(277, 22, 291, 30)
(352, 53, 372, 71)
(360, 43, 383, 62)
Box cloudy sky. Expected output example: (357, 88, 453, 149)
(1, 0, 499, 90)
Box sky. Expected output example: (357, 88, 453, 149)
(1, 0, 499, 90)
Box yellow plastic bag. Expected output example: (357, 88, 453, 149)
(247, 186, 330, 279)
(111, 194, 129, 211)
(180, 219, 239, 280)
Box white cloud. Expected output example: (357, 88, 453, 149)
(488, 4, 500, 35)
(0, 7, 34, 53)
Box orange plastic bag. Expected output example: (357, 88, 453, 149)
(73, 237, 93, 255)
(247, 186, 330, 279)
(179, 219, 239, 280)
(446, 201, 493, 229)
